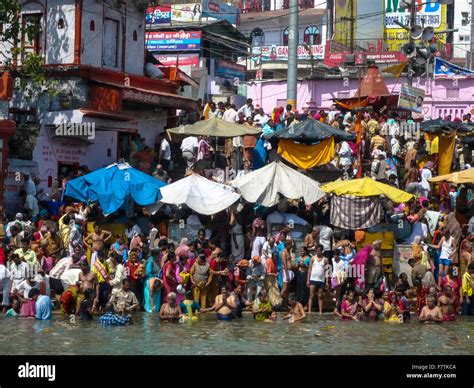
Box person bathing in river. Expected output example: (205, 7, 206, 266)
(159, 292, 182, 322)
(283, 296, 306, 323)
(438, 285, 456, 321)
(84, 223, 113, 267)
(201, 286, 237, 321)
(419, 296, 443, 323)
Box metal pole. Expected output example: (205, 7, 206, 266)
(349, 0, 354, 54)
(407, 0, 416, 86)
(471, 0, 474, 70)
(287, 0, 299, 108)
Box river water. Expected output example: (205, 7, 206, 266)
(1, 314, 473, 355)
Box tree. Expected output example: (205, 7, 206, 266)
(0, 0, 49, 100)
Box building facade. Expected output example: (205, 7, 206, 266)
(1, 0, 197, 212)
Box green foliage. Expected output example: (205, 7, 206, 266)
(0, 0, 51, 100)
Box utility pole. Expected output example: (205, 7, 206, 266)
(471, 0, 474, 69)
(407, 0, 417, 86)
(287, 0, 299, 108)
(349, 0, 355, 54)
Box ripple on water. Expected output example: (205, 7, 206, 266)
(1, 314, 474, 355)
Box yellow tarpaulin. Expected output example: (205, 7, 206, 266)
(429, 168, 474, 184)
(438, 132, 456, 176)
(277, 137, 334, 170)
(321, 177, 414, 203)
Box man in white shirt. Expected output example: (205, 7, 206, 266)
(108, 252, 126, 295)
(125, 217, 142, 241)
(158, 132, 171, 171)
(60, 253, 82, 289)
(261, 237, 276, 267)
(419, 162, 433, 198)
(222, 104, 238, 123)
(253, 108, 269, 127)
(9, 253, 28, 294)
(237, 98, 253, 119)
(6, 213, 24, 238)
(0, 261, 10, 310)
(314, 225, 334, 257)
(180, 136, 198, 170)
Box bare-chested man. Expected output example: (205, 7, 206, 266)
(202, 286, 237, 321)
(303, 227, 320, 252)
(404, 160, 420, 194)
(419, 296, 443, 323)
(84, 223, 112, 266)
(76, 261, 97, 315)
(283, 297, 306, 323)
(438, 285, 456, 321)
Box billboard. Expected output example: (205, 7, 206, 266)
(384, 0, 447, 51)
(398, 84, 425, 114)
(146, 31, 201, 51)
(215, 59, 246, 80)
(256, 45, 325, 61)
(146, 6, 172, 24)
(154, 53, 200, 67)
(202, 0, 240, 25)
(146, 4, 202, 24)
(433, 57, 474, 79)
(334, 0, 355, 49)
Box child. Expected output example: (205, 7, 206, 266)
(80, 289, 94, 321)
(5, 298, 20, 317)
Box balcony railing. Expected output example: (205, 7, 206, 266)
(238, 0, 315, 13)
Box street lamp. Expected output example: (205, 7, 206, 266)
(303, 42, 314, 79)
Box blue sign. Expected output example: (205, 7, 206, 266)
(146, 31, 201, 52)
(146, 6, 172, 25)
(433, 57, 474, 79)
(202, 0, 240, 25)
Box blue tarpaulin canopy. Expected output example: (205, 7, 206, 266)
(64, 162, 166, 214)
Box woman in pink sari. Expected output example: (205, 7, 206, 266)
(161, 252, 179, 303)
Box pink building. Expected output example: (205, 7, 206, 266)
(247, 76, 474, 120)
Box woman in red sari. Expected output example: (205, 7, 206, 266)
(440, 266, 462, 314)
(161, 252, 178, 303)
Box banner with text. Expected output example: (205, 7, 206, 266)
(146, 31, 201, 51)
(398, 84, 425, 114)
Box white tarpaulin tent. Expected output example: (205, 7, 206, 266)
(231, 160, 325, 207)
(160, 174, 241, 215)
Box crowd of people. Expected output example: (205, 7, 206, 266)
(0, 99, 473, 327)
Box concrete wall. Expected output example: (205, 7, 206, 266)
(247, 76, 474, 119)
(453, 0, 471, 60)
(46, 0, 76, 65)
(81, 0, 104, 68)
(32, 125, 117, 192)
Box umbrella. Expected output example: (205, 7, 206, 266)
(321, 177, 414, 203)
(159, 174, 241, 215)
(420, 119, 472, 133)
(265, 118, 355, 143)
(64, 162, 166, 214)
(167, 117, 262, 138)
(429, 168, 474, 184)
(230, 160, 325, 207)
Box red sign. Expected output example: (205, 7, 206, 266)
(323, 41, 407, 68)
(154, 53, 200, 67)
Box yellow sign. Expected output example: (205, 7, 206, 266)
(334, 0, 356, 50)
(383, 1, 447, 52)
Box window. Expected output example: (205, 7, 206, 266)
(250, 28, 264, 46)
(459, 35, 470, 42)
(283, 27, 289, 45)
(303, 26, 321, 45)
(337, 91, 350, 99)
(90, 20, 95, 31)
(103, 18, 119, 68)
(133, 30, 138, 41)
(21, 13, 42, 61)
(57, 18, 64, 29)
(446, 88, 459, 99)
